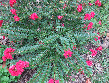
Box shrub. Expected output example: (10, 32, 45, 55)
(0, 0, 109, 82)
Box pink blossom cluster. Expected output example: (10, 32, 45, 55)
(94, 36, 100, 41)
(9, 0, 38, 21)
(77, 4, 82, 12)
(9, 0, 16, 7)
(86, 46, 102, 66)
(30, 13, 39, 20)
(48, 79, 59, 83)
(96, 46, 102, 51)
(89, 46, 102, 57)
(84, 12, 95, 20)
(95, 0, 101, 6)
(89, 3, 93, 6)
(63, 48, 73, 58)
(0, 20, 3, 27)
(89, 49, 97, 57)
(83, 11, 95, 30)
(2, 47, 15, 61)
(86, 60, 92, 66)
(87, 22, 93, 30)
(78, 69, 84, 75)
(10, 9, 17, 15)
(63, 4, 67, 9)
(8, 60, 29, 76)
(57, 15, 63, 20)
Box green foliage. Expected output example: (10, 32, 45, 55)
(0, 0, 108, 82)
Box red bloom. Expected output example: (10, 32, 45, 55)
(89, 3, 93, 6)
(8, 60, 29, 76)
(8, 65, 21, 76)
(95, 0, 101, 6)
(94, 38, 97, 41)
(0, 20, 3, 27)
(87, 22, 93, 30)
(64, 48, 73, 58)
(10, 9, 17, 15)
(14, 16, 20, 21)
(83, 24, 86, 28)
(90, 12, 95, 18)
(73, 45, 76, 50)
(77, 4, 82, 12)
(2, 47, 15, 61)
(0, 2, 5, 6)
(30, 13, 38, 20)
(55, 80, 59, 83)
(57, 15, 63, 20)
(62, 23, 64, 27)
(94, 36, 100, 41)
(96, 46, 102, 51)
(86, 60, 92, 66)
(48, 79, 59, 83)
(89, 49, 97, 56)
(48, 79, 54, 83)
(78, 69, 84, 75)
(3, 36, 5, 39)
(9, 0, 16, 7)
(63, 4, 67, 9)
(99, 21, 101, 25)
(84, 14, 91, 20)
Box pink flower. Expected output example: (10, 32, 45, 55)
(48, 79, 59, 83)
(9, 0, 16, 7)
(99, 21, 101, 25)
(30, 13, 38, 20)
(89, 49, 97, 56)
(97, 32, 100, 34)
(98, 36, 100, 40)
(14, 16, 20, 21)
(2, 56, 7, 61)
(64, 48, 73, 58)
(48, 79, 54, 83)
(16, 60, 26, 69)
(2, 47, 15, 61)
(83, 24, 86, 28)
(87, 22, 93, 30)
(57, 15, 63, 20)
(96, 46, 102, 51)
(10, 9, 17, 15)
(3, 36, 5, 39)
(0, 20, 3, 27)
(79, 69, 84, 75)
(94, 38, 97, 41)
(86, 60, 92, 66)
(94, 36, 100, 41)
(95, 0, 101, 6)
(63, 4, 67, 9)
(24, 61, 29, 67)
(0, 2, 5, 6)
(62, 23, 64, 27)
(90, 12, 95, 18)
(77, 4, 82, 12)
(8, 60, 29, 76)
(73, 45, 76, 50)
(84, 14, 91, 20)
(89, 3, 93, 6)
(8, 65, 20, 76)
(55, 80, 59, 83)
